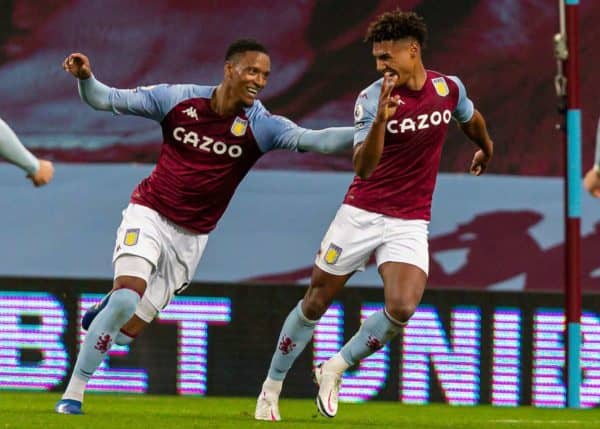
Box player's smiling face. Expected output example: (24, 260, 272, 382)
(372, 39, 419, 86)
(225, 51, 271, 107)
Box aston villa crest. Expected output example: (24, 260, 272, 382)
(432, 77, 449, 97)
(231, 117, 248, 137)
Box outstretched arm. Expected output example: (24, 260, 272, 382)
(62, 52, 172, 121)
(63, 53, 114, 111)
(297, 127, 354, 154)
(583, 116, 600, 197)
(78, 76, 112, 111)
(458, 109, 494, 176)
(0, 117, 54, 187)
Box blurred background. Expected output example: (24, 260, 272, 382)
(1, 0, 600, 408)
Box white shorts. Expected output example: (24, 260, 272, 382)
(112, 203, 208, 322)
(314, 204, 429, 276)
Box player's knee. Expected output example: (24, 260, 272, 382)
(114, 275, 146, 298)
(303, 268, 344, 319)
(302, 285, 333, 320)
(111, 277, 145, 319)
(301, 296, 328, 320)
(385, 301, 417, 324)
(109, 289, 140, 318)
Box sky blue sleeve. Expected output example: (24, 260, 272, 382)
(353, 84, 378, 147)
(251, 111, 306, 152)
(594, 116, 600, 167)
(0, 117, 39, 174)
(448, 76, 475, 123)
(109, 84, 193, 122)
(297, 127, 354, 154)
(78, 76, 112, 111)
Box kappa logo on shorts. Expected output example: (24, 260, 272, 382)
(124, 228, 140, 246)
(324, 243, 343, 265)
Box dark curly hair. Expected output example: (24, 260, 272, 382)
(225, 39, 268, 61)
(365, 9, 428, 48)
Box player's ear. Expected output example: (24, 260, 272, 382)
(224, 61, 234, 80)
(410, 42, 418, 57)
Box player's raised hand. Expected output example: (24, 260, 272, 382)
(583, 167, 600, 198)
(469, 149, 490, 176)
(62, 53, 92, 79)
(28, 159, 54, 187)
(376, 72, 400, 122)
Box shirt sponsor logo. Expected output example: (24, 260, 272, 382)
(230, 117, 248, 137)
(173, 127, 243, 158)
(432, 77, 449, 97)
(386, 110, 452, 134)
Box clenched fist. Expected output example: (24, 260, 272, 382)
(63, 53, 92, 79)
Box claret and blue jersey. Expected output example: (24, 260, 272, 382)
(346, 71, 475, 221)
(106, 84, 310, 233)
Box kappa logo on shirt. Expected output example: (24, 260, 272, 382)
(182, 106, 199, 120)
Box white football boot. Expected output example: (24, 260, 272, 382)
(314, 362, 342, 418)
(255, 378, 282, 421)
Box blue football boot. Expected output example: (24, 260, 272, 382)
(55, 399, 83, 415)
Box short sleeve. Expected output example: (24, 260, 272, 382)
(448, 76, 474, 123)
(353, 84, 379, 146)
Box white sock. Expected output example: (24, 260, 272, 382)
(62, 375, 87, 402)
(324, 352, 351, 375)
(262, 377, 283, 395)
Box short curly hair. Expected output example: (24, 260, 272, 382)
(365, 9, 428, 48)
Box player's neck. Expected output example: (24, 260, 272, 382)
(404, 64, 427, 91)
(211, 84, 243, 117)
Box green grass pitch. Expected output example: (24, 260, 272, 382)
(1, 392, 599, 428)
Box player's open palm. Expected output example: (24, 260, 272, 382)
(63, 53, 92, 79)
(377, 72, 400, 122)
(584, 167, 600, 198)
(470, 150, 490, 176)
